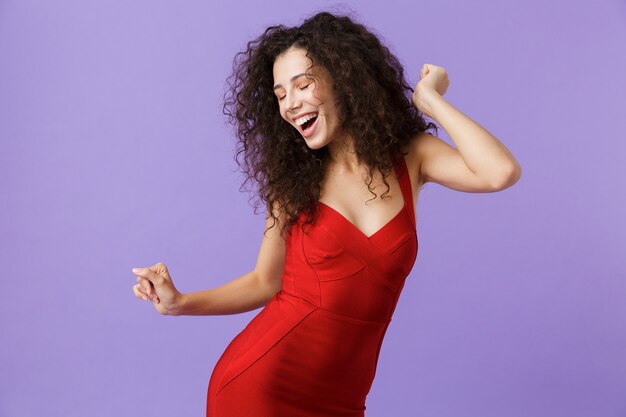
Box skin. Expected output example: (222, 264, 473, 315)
(131, 47, 522, 316)
(273, 46, 413, 237)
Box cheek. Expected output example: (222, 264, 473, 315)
(280, 110, 292, 125)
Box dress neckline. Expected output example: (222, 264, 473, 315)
(317, 156, 410, 240)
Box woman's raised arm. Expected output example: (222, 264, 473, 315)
(411, 64, 522, 192)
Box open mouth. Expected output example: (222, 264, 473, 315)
(300, 114, 319, 138)
(300, 115, 318, 131)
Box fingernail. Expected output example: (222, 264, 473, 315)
(132, 268, 139, 273)
(142, 296, 148, 301)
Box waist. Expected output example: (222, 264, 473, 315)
(272, 289, 390, 327)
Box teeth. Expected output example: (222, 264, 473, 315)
(295, 112, 318, 126)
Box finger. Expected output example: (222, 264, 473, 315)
(132, 266, 165, 287)
(133, 283, 149, 301)
(136, 276, 159, 302)
(136, 276, 153, 296)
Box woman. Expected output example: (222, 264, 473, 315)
(131, 11, 521, 417)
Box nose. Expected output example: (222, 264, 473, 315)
(286, 92, 302, 116)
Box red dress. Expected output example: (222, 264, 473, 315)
(206, 155, 418, 416)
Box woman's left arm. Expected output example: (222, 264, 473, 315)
(412, 64, 522, 192)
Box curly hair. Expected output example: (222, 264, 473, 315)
(223, 10, 438, 238)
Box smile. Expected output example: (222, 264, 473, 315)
(300, 114, 319, 138)
(295, 112, 318, 126)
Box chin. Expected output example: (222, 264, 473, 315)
(305, 142, 327, 150)
(304, 132, 331, 150)
(301, 135, 322, 147)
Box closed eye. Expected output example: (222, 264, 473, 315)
(277, 83, 312, 101)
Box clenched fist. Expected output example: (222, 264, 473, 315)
(131, 262, 184, 316)
(412, 63, 450, 119)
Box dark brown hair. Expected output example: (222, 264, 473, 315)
(223, 10, 438, 237)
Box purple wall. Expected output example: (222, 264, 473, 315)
(1, 1, 624, 416)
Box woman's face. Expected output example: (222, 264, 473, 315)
(272, 47, 343, 149)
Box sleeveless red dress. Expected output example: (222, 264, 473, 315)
(206, 155, 418, 416)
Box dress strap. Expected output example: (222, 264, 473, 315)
(393, 155, 416, 228)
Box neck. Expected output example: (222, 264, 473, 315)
(325, 133, 366, 175)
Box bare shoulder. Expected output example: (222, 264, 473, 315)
(402, 131, 433, 190)
(254, 201, 286, 295)
(264, 200, 288, 240)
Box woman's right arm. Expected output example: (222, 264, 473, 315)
(170, 203, 286, 316)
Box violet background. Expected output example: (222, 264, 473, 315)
(1, 1, 625, 416)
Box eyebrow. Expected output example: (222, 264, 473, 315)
(273, 73, 308, 91)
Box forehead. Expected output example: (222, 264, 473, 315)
(272, 47, 313, 83)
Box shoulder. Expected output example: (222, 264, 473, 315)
(265, 200, 288, 238)
(402, 131, 435, 189)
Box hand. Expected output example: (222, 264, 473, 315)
(412, 63, 450, 118)
(131, 262, 184, 315)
